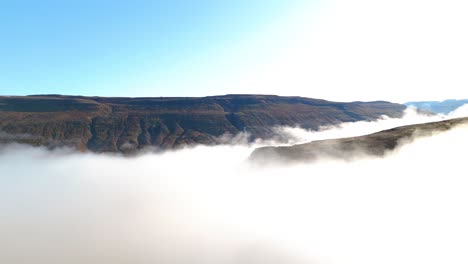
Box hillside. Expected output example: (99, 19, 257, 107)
(0, 95, 405, 153)
(250, 117, 468, 164)
(405, 99, 468, 114)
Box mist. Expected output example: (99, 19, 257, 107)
(1, 108, 468, 264)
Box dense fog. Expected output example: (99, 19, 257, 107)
(1, 108, 468, 264)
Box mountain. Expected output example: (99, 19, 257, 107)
(250, 117, 468, 164)
(405, 99, 468, 114)
(0, 95, 405, 153)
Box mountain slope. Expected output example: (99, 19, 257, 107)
(250, 117, 468, 163)
(405, 99, 468, 114)
(0, 94, 405, 152)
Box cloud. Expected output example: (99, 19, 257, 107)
(1, 111, 468, 264)
(448, 103, 468, 118)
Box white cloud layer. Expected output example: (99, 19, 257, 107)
(1, 110, 467, 264)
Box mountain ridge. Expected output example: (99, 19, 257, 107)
(250, 117, 468, 164)
(405, 99, 468, 114)
(0, 94, 405, 153)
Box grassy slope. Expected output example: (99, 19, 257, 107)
(250, 117, 468, 163)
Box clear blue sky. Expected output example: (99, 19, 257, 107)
(1, 0, 311, 97)
(2, 0, 466, 102)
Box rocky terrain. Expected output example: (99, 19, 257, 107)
(250, 117, 468, 164)
(0, 94, 405, 153)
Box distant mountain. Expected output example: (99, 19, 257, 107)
(0, 95, 405, 153)
(405, 99, 468, 114)
(250, 117, 468, 164)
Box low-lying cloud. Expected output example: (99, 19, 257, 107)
(1, 108, 467, 264)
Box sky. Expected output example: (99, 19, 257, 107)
(1, 0, 467, 102)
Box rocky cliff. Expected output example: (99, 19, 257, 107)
(0, 94, 405, 153)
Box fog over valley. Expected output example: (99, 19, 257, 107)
(2, 108, 468, 264)
(4, 0, 468, 262)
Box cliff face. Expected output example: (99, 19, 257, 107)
(0, 95, 405, 153)
(250, 117, 468, 164)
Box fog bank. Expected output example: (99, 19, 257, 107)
(1, 109, 467, 264)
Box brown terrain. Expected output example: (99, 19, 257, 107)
(250, 117, 468, 164)
(0, 94, 405, 153)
